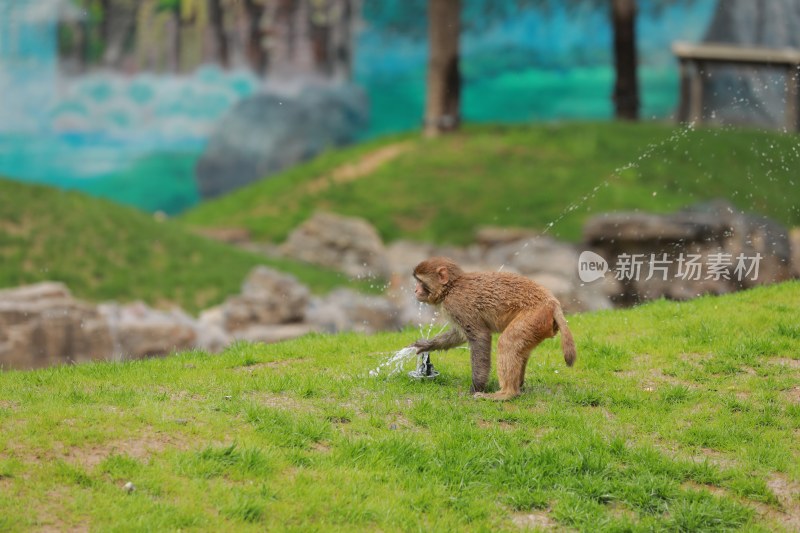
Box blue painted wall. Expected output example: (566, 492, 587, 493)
(0, 0, 716, 213)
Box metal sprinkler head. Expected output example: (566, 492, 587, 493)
(408, 351, 439, 380)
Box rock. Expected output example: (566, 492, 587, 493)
(474, 226, 539, 247)
(701, 0, 800, 129)
(791, 228, 800, 277)
(282, 212, 390, 279)
(385, 240, 437, 278)
(196, 306, 231, 353)
(484, 236, 578, 277)
(99, 302, 197, 360)
(232, 323, 318, 344)
(0, 282, 73, 302)
(0, 282, 113, 370)
(221, 266, 310, 331)
(196, 83, 368, 198)
(306, 289, 403, 334)
(584, 200, 793, 305)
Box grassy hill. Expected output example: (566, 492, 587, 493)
(0, 178, 373, 314)
(181, 122, 800, 245)
(0, 282, 798, 530)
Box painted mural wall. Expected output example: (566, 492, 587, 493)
(0, 0, 715, 214)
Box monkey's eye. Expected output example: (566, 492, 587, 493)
(414, 277, 430, 293)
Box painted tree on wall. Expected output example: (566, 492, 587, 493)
(419, 0, 698, 134)
(424, 0, 460, 137)
(59, 0, 358, 79)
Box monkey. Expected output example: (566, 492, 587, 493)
(410, 257, 576, 400)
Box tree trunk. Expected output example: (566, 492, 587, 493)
(611, 0, 639, 121)
(243, 0, 267, 75)
(167, 9, 182, 73)
(424, 0, 461, 137)
(207, 0, 229, 68)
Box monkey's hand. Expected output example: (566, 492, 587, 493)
(411, 339, 435, 354)
(411, 327, 467, 354)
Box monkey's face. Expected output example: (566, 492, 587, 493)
(413, 258, 460, 305)
(414, 275, 434, 303)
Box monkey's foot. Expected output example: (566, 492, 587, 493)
(473, 391, 517, 401)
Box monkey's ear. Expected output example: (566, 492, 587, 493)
(436, 266, 449, 285)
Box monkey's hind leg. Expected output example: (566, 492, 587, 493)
(474, 308, 553, 401)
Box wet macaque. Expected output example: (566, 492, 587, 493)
(411, 257, 576, 400)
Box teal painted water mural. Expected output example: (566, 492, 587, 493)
(0, 0, 716, 213)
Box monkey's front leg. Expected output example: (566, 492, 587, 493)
(412, 326, 466, 353)
(468, 331, 492, 394)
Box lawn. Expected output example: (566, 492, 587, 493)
(1, 281, 798, 531)
(181, 122, 800, 245)
(0, 178, 376, 314)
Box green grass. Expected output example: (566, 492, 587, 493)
(1, 282, 798, 531)
(182, 122, 800, 245)
(0, 178, 378, 314)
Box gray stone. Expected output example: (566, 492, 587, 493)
(196, 83, 368, 198)
(222, 266, 310, 330)
(791, 228, 800, 277)
(232, 323, 318, 344)
(584, 200, 794, 305)
(99, 302, 197, 360)
(282, 212, 390, 279)
(0, 282, 113, 369)
(196, 306, 231, 353)
(306, 289, 403, 334)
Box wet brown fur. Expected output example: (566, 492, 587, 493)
(412, 257, 576, 400)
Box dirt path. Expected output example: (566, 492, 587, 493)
(306, 141, 413, 194)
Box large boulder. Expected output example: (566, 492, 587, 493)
(0, 282, 113, 369)
(480, 235, 612, 312)
(282, 212, 391, 279)
(306, 289, 403, 334)
(221, 266, 310, 331)
(99, 302, 197, 360)
(584, 200, 794, 305)
(791, 227, 800, 277)
(195, 83, 368, 198)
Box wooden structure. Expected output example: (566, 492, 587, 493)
(673, 42, 800, 131)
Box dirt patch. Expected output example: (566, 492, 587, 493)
(237, 359, 308, 373)
(305, 142, 413, 194)
(249, 392, 316, 412)
(60, 428, 192, 469)
(767, 474, 800, 530)
(511, 510, 557, 530)
(311, 442, 331, 454)
(770, 358, 800, 369)
(696, 447, 740, 470)
(682, 480, 729, 497)
(386, 413, 426, 432)
(0, 219, 32, 238)
(617, 368, 694, 392)
(785, 387, 800, 404)
(0, 400, 19, 411)
(478, 419, 516, 430)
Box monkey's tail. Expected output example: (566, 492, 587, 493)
(552, 301, 576, 367)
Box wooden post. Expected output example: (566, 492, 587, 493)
(688, 60, 704, 124)
(785, 64, 800, 132)
(677, 58, 690, 123)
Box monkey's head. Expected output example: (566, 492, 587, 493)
(412, 257, 464, 304)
